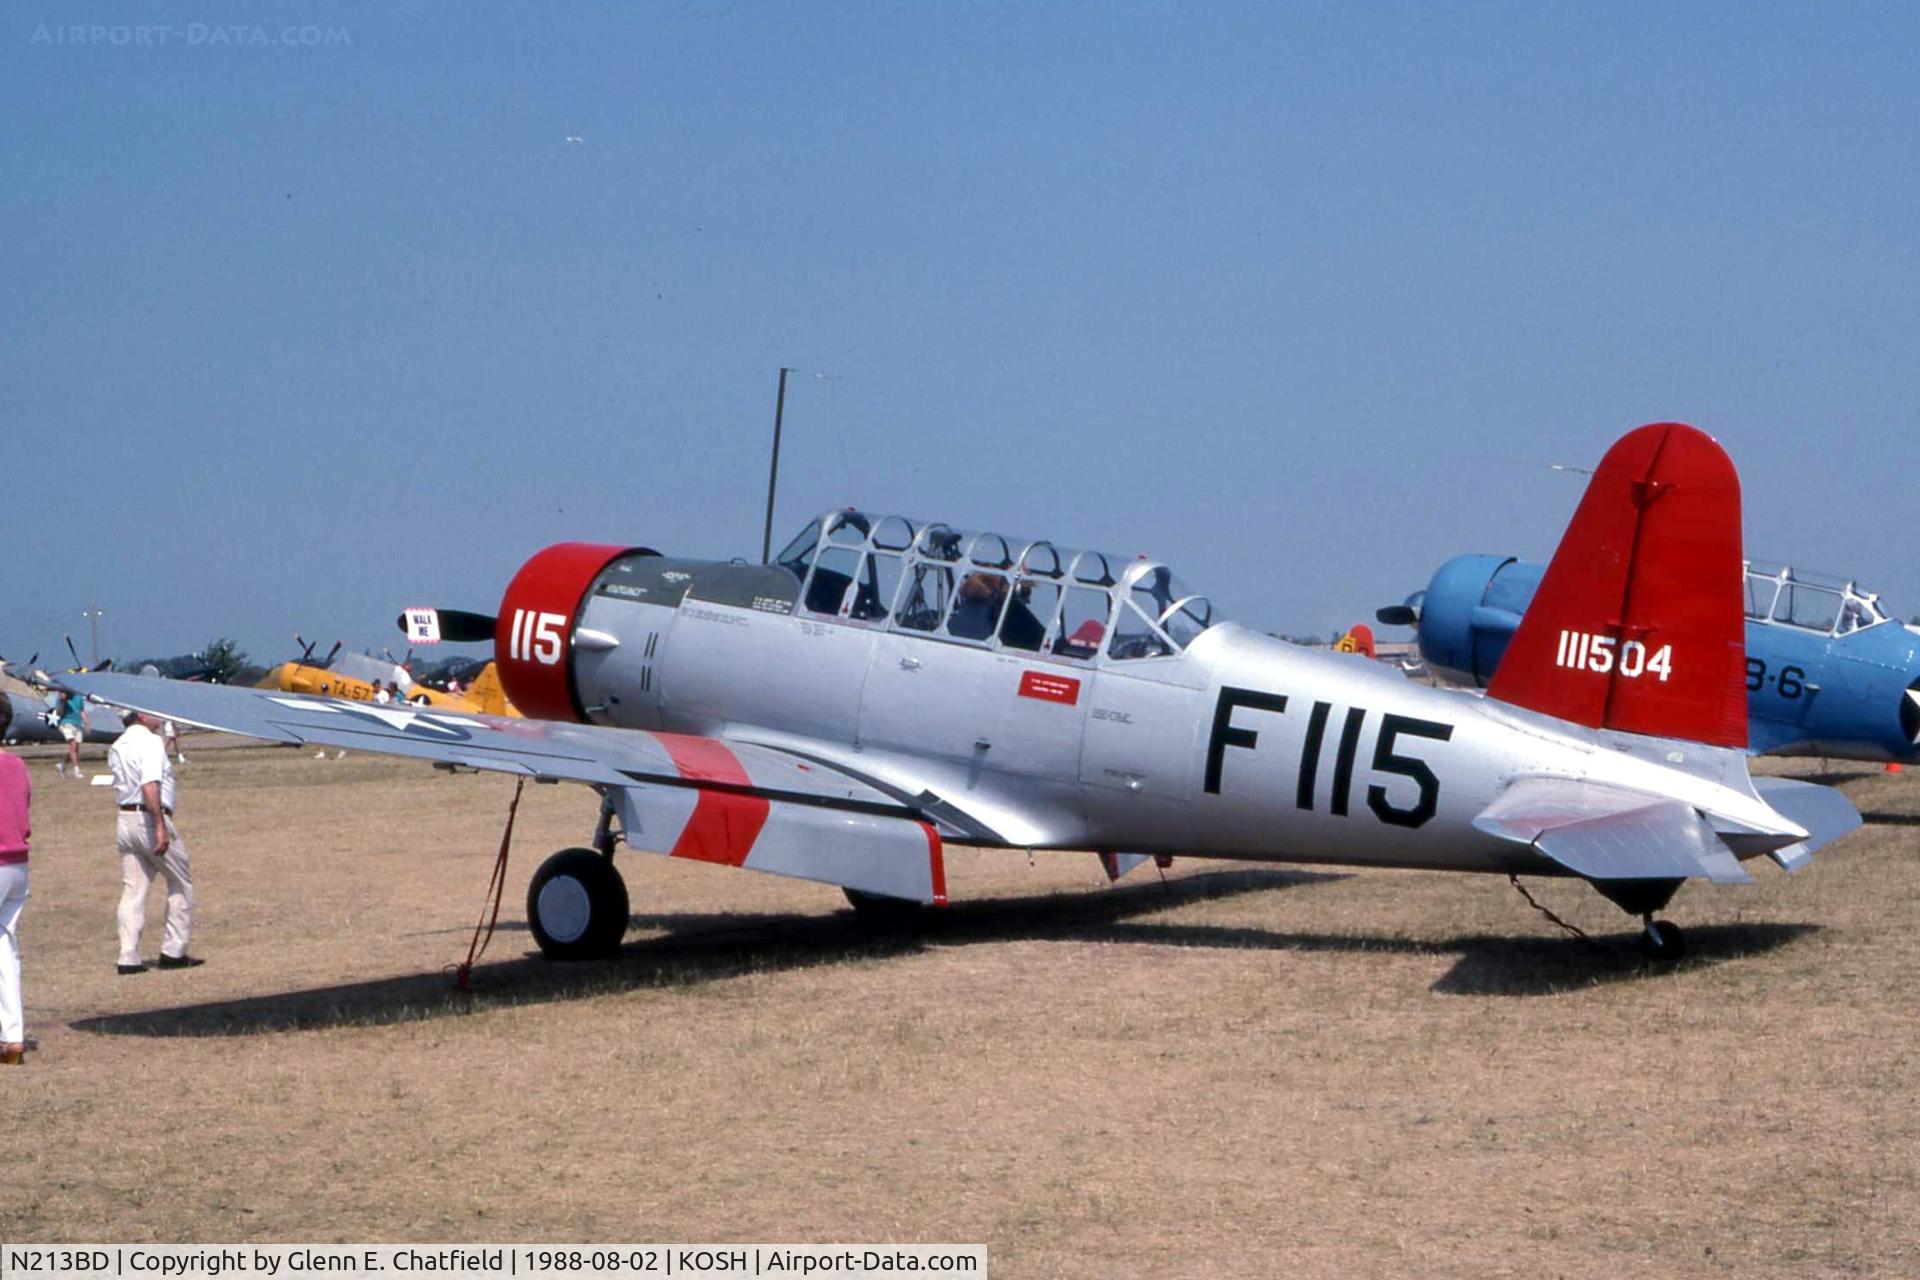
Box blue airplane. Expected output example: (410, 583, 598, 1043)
(1381, 557, 1920, 763)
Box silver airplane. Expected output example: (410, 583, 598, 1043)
(57, 422, 1860, 965)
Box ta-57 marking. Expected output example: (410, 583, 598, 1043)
(1204, 687, 1455, 829)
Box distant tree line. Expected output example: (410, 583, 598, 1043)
(124, 638, 250, 684)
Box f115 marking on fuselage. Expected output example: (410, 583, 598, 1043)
(1203, 686, 1455, 829)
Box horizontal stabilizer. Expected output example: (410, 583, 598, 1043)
(1475, 778, 1752, 884)
(1749, 777, 1862, 867)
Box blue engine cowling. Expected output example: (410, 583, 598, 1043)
(1410, 554, 1545, 688)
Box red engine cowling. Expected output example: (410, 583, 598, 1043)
(495, 542, 635, 721)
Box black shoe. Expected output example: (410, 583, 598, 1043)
(117, 962, 148, 975)
(157, 953, 205, 970)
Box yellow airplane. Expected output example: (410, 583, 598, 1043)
(259, 639, 519, 716)
(433, 661, 517, 716)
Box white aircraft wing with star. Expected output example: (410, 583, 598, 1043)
(53, 671, 953, 908)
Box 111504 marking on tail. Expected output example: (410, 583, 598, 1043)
(1554, 630, 1672, 681)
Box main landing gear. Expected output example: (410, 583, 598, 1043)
(527, 847, 630, 960)
(527, 794, 631, 961)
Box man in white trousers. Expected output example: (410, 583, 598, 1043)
(0, 697, 31, 1064)
(108, 708, 203, 974)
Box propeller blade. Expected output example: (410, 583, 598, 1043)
(1376, 591, 1424, 628)
(323, 641, 342, 665)
(65, 635, 81, 666)
(396, 609, 498, 644)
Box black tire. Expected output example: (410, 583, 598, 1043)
(842, 887, 925, 929)
(1638, 919, 1686, 964)
(527, 847, 629, 960)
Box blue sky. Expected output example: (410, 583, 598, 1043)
(4, 2, 1916, 667)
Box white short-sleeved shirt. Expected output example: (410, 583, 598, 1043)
(109, 724, 175, 812)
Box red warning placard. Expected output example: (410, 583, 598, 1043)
(1018, 671, 1082, 705)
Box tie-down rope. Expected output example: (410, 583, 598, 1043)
(451, 778, 526, 990)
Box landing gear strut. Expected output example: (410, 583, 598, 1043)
(527, 847, 629, 960)
(1591, 877, 1688, 965)
(1638, 917, 1687, 964)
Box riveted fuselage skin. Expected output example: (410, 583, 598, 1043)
(498, 548, 1789, 879)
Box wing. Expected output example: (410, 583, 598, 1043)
(56, 672, 949, 904)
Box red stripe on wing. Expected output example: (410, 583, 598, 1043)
(656, 733, 771, 866)
(922, 821, 947, 906)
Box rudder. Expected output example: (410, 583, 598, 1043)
(1486, 422, 1747, 748)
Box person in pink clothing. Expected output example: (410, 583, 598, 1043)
(0, 697, 31, 1065)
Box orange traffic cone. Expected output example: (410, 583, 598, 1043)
(1887, 762, 1903, 774)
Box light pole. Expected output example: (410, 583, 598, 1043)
(82, 603, 104, 668)
(761, 366, 792, 564)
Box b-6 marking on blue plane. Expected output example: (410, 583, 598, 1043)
(1382, 556, 1920, 762)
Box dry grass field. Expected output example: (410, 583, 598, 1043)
(3, 737, 1917, 1277)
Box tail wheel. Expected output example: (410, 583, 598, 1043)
(1638, 918, 1686, 964)
(527, 847, 629, 960)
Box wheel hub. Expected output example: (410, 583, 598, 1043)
(536, 875, 592, 943)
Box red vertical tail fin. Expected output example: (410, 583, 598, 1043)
(1486, 423, 1748, 748)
